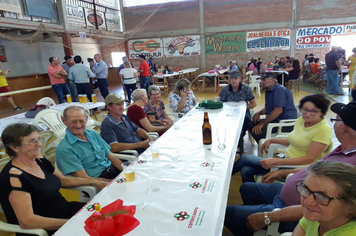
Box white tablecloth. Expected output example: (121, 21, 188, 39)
(0, 102, 105, 135)
(198, 69, 229, 77)
(54, 102, 246, 236)
(154, 68, 199, 79)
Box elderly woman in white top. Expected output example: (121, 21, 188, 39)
(168, 78, 197, 114)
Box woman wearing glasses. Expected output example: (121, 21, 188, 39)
(232, 93, 333, 183)
(293, 161, 356, 235)
(143, 85, 173, 126)
(0, 123, 108, 235)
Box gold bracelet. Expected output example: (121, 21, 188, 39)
(90, 178, 94, 186)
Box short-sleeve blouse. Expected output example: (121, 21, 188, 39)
(143, 100, 165, 120)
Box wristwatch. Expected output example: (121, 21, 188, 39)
(264, 212, 271, 225)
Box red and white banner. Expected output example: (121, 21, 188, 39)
(296, 25, 344, 49)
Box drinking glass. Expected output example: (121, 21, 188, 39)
(216, 127, 226, 150)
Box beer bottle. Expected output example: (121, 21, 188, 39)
(202, 112, 212, 145)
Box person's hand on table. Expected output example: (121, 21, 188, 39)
(92, 179, 110, 190)
(252, 123, 264, 135)
(141, 139, 151, 149)
(260, 158, 279, 169)
(252, 113, 260, 123)
(261, 170, 283, 184)
(163, 119, 173, 126)
(247, 213, 266, 232)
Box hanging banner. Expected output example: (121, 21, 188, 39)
(128, 38, 163, 59)
(95, 0, 117, 9)
(246, 29, 290, 52)
(105, 13, 121, 31)
(163, 35, 201, 57)
(205, 32, 246, 54)
(65, 4, 86, 28)
(85, 9, 106, 30)
(25, 0, 56, 19)
(0, 45, 7, 62)
(296, 25, 344, 49)
(344, 23, 356, 34)
(0, 0, 22, 14)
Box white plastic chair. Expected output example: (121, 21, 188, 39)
(33, 109, 67, 139)
(36, 97, 56, 106)
(39, 131, 60, 160)
(249, 75, 261, 97)
(0, 219, 48, 236)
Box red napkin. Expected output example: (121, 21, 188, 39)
(84, 199, 140, 236)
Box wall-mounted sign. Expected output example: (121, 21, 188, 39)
(128, 38, 163, 59)
(246, 29, 290, 52)
(85, 9, 106, 30)
(95, 0, 117, 9)
(296, 25, 344, 49)
(105, 13, 121, 31)
(0, 0, 22, 14)
(205, 32, 246, 54)
(65, 4, 86, 28)
(163, 35, 201, 57)
(344, 23, 356, 35)
(0, 45, 7, 62)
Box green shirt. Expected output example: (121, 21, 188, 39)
(299, 217, 356, 235)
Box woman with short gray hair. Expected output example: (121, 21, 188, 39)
(143, 85, 173, 126)
(127, 89, 172, 136)
(292, 161, 356, 235)
(169, 78, 197, 114)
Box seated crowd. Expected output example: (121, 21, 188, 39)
(2, 54, 356, 236)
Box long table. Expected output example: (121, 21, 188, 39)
(246, 70, 289, 85)
(153, 68, 199, 79)
(195, 69, 229, 92)
(54, 102, 246, 236)
(0, 102, 105, 135)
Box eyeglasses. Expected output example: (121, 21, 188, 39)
(330, 118, 343, 123)
(150, 93, 160, 96)
(300, 108, 321, 115)
(296, 183, 343, 206)
(22, 138, 42, 146)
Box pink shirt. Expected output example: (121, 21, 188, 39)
(249, 63, 255, 71)
(47, 64, 66, 85)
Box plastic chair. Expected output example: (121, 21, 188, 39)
(0, 219, 48, 236)
(39, 131, 60, 160)
(249, 75, 261, 97)
(36, 97, 56, 106)
(33, 109, 67, 139)
(217, 74, 229, 92)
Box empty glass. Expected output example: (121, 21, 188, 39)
(216, 127, 226, 150)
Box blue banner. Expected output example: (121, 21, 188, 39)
(25, 0, 56, 19)
(246, 37, 290, 50)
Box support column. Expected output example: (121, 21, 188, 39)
(199, 0, 205, 70)
(62, 32, 73, 56)
(290, 0, 297, 57)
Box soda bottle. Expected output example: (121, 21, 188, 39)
(66, 94, 72, 103)
(202, 112, 212, 145)
(91, 94, 97, 103)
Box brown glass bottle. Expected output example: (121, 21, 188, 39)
(202, 112, 212, 145)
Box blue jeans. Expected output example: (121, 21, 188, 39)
(76, 83, 93, 102)
(52, 83, 71, 104)
(97, 78, 109, 99)
(67, 80, 78, 102)
(224, 182, 294, 236)
(140, 76, 151, 93)
(325, 69, 340, 95)
(124, 83, 136, 103)
(232, 154, 270, 182)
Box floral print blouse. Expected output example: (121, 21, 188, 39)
(143, 100, 165, 120)
(168, 91, 197, 114)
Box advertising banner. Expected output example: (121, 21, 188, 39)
(85, 9, 106, 30)
(0, 45, 7, 62)
(296, 25, 344, 49)
(128, 38, 163, 59)
(205, 32, 246, 54)
(25, 0, 56, 19)
(95, 0, 117, 9)
(65, 4, 86, 28)
(163, 35, 201, 57)
(0, 0, 22, 14)
(246, 29, 290, 52)
(344, 23, 356, 35)
(105, 13, 121, 32)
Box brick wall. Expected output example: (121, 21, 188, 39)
(101, 42, 126, 67)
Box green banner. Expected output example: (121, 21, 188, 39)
(205, 32, 246, 54)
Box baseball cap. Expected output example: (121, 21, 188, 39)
(105, 93, 124, 105)
(229, 71, 241, 78)
(330, 101, 356, 131)
(257, 72, 277, 80)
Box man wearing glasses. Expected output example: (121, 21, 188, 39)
(224, 101, 356, 236)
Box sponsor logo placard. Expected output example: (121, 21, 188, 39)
(246, 29, 290, 52)
(128, 38, 163, 59)
(85, 9, 106, 30)
(163, 35, 201, 57)
(205, 32, 246, 54)
(296, 25, 344, 49)
(65, 4, 86, 28)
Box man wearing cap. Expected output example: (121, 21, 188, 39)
(101, 93, 153, 155)
(248, 72, 297, 143)
(225, 101, 356, 236)
(56, 105, 123, 180)
(219, 71, 257, 151)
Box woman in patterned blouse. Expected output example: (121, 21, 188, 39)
(168, 78, 197, 114)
